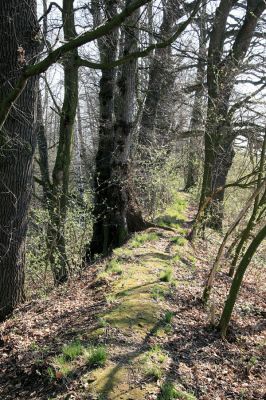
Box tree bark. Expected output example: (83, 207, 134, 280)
(0, 0, 40, 320)
(185, 5, 207, 191)
(37, 0, 78, 284)
(89, 0, 119, 258)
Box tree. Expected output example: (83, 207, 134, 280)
(197, 0, 266, 230)
(38, 0, 79, 284)
(0, 0, 40, 320)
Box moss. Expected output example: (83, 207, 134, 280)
(88, 363, 154, 399)
(160, 267, 173, 282)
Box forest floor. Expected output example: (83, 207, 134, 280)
(0, 193, 265, 400)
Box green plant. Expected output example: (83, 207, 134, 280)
(97, 317, 108, 328)
(151, 285, 167, 300)
(170, 236, 186, 246)
(105, 258, 123, 275)
(62, 340, 84, 361)
(47, 366, 55, 381)
(52, 355, 72, 377)
(130, 232, 159, 248)
(160, 267, 173, 282)
(146, 365, 162, 380)
(158, 383, 196, 400)
(85, 345, 107, 368)
(164, 311, 175, 324)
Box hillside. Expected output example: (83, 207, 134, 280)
(0, 194, 265, 400)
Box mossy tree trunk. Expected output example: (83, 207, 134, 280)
(0, 0, 40, 320)
(89, 0, 148, 259)
(219, 224, 266, 337)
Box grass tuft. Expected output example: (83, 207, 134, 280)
(158, 382, 196, 400)
(105, 258, 123, 275)
(62, 340, 84, 361)
(130, 232, 159, 248)
(85, 345, 107, 368)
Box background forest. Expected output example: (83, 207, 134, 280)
(0, 0, 265, 399)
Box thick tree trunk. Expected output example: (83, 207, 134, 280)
(139, 0, 180, 148)
(199, 123, 235, 230)
(89, 1, 119, 258)
(0, 0, 39, 320)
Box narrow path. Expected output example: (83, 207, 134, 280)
(1, 193, 265, 400)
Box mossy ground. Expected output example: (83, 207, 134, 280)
(80, 193, 194, 399)
(2, 191, 265, 400)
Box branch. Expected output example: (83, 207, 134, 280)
(38, 2, 63, 22)
(76, 0, 202, 71)
(0, 0, 152, 132)
(228, 82, 266, 117)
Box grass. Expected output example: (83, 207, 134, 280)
(85, 345, 107, 368)
(151, 285, 167, 301)
(140, 345, 167, 381)
(160, 267, 173, 282)
(105, 258, 123, 275)
(50, 355, 73, 378)
(164, 311, 175, 324)
(146, 365, 162, 380)
(130, 232, 159, 248)
(158, 382, 197, 400)
(62, 340, 84, 361)
(170, 236, 187, 246)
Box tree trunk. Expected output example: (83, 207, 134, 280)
(37, 0, 78, 284)
(184, 5, 207, 191)
(197, 0, 265, 231)
(89, 0, 119, 258)
(199, 124, 235, 230)
(0, 0, 39, 320)
(138, 0, 180, 149)
(219, 223, 266, 337)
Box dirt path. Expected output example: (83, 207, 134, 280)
(0, 194, 265, 400)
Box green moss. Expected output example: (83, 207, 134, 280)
(160, 267, 173, 282)
(151, 285, 168, 300)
